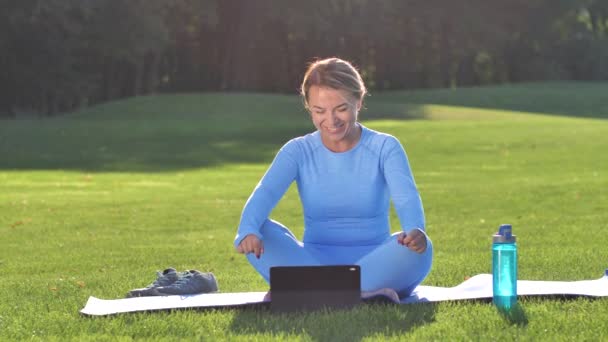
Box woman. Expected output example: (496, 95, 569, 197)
(234, 57, 432, 297)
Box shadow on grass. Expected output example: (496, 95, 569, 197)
(4, 81, 606, 172)
(0, 104, 428, 172)
(229, 302, 437, 341)
(0, 121, 313, 172)
(497, 303, 528, 326)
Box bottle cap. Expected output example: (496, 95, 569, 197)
(493, 224, 516, 243)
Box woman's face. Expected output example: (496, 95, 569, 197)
(307, 85, 362, 149)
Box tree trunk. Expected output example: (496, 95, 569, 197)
(102, 58, 113, 102)
(133, 58, 144, 96)
(46, 91, 58, 117)
(217, 0, 240, 90)
(217, 0, 262, 90)
(0, 84, 16, 118)
(144, 52, 161, 93)
(439, 16, 453, 88)
(456, 55, 476, 86)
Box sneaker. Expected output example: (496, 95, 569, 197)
(154, 270, 219, 296)
(126, 268, 182, 298)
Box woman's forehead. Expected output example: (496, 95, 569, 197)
(308, 86, 355, 106)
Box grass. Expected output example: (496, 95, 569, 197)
(1, 81, 607, 340)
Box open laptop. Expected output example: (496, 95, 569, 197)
(269, 265, 361, 313)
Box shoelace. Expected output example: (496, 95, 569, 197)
(167, 272, 194, 288)
(151, 270, 179, 287)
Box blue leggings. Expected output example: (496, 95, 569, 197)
(246, 219, 433, 297)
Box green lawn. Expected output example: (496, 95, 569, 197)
(1, 82, 607, 341)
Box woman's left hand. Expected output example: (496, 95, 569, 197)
(397, 228, 427, 253)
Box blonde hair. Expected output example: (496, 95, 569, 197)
(300, 58, 367, 108)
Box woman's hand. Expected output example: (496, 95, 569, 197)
(397, 228, 427, 253)
(236, 234, 264, 259)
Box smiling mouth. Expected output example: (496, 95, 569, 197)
(326, 123, 344, 133)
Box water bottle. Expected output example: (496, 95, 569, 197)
(492, 224, 517, 309)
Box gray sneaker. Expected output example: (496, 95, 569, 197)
(154, 270, 218, 296)
(127, 268, 182, 298)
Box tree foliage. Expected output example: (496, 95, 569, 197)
(1, 0, 606, 117)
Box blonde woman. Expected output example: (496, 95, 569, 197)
(235, 58, 432, 298)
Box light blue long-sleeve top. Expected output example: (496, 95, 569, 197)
(234, 124, 425, 248)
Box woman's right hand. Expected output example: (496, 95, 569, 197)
(236, 234, 264, 259)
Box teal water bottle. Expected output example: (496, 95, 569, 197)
(492, 224, 517, 309)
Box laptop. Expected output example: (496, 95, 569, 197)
(269, 265, 361, 313)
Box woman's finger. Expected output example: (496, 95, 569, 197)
(409, 241, 419, 252)
(402, 233, 414, 246)
(397, 233, 406, 245)
(413, 239, 426, 253)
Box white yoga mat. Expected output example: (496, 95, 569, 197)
(402, 270, 608, 304)
(81, 291, 269, 316)
(80, 270, 608, 316)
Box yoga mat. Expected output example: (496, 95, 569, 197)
(402, 269, 608, 304)
(81, 291, 269, 316)
(80, 269, 608, 316)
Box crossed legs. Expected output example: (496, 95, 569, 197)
(246, 219, 433, 297)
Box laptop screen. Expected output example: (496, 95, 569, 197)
(269, 265, 361, 312)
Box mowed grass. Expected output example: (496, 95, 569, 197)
(1, 82, 607, 341)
